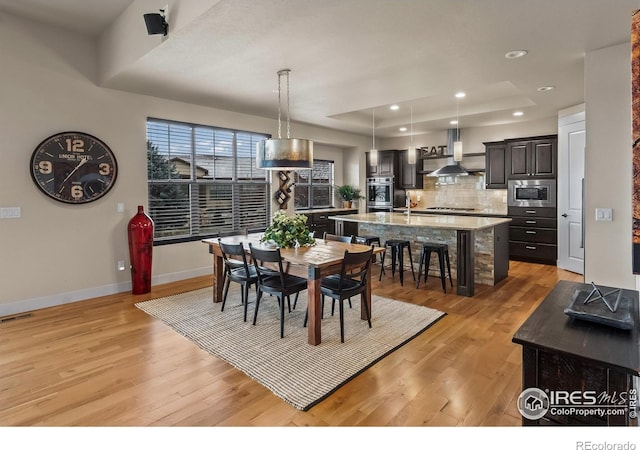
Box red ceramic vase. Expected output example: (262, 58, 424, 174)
(128, 205, 154, 294)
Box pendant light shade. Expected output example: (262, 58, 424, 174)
(256, 69, 313, 170)
(453, 141, 463, 162)
(369, 148, 378, 166)
(453, 95, 463, 161)
(369, 109, 378, 166)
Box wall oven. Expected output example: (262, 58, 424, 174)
(507, 179, 556, 208)
(366, 177, 394, 212)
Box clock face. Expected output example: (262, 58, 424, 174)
(30, 132, 118, 204)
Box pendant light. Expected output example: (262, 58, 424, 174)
(427, 92, 468, 177)
(453, 94, 463, 162)
(407, 104, 417, 164)
(256, 69, 313, 170)
(369, 109, 378, 166)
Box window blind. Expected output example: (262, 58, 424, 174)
(147, 118, 270, 243)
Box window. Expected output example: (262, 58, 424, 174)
(146, 118, 270, 244)
(293, 160, 334, 210)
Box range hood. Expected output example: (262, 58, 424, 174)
(426, 129, 469, 177)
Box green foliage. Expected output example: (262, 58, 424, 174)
(261, 211, 315, 248)
(335, 184, 363, 201)
(147, 140, 182, 200)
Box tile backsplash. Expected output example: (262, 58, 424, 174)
(407, 174, 507, 214)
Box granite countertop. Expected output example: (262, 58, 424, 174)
(329, 212, 511, 231)
(393, 207, 508, 217)
(295, 207, 357, 214)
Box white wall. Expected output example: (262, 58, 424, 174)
(584, 42, 635, 289)
(0, 14, 369, 316)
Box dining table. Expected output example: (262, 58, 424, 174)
(202, 233, 385, 345)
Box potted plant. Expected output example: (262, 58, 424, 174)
(335, 184, 363, 209)
(261, 211, 316, 248)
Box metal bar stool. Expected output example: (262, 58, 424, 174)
(356, 236, 384, 273)
(416, 242, 453, 292)
(356, 235, 385, 276)
(380, 239, 415, 286)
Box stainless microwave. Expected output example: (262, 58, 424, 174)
(507, 179, 556, 208)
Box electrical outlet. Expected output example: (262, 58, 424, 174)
(117, 203, 125, 213)
(117, 260, 126, 271)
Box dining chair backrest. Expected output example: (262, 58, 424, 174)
(337, 246, 374, 290)
(248, 243, 286, 285)
(322, 232, 356, 244)
(218, 239, 250, 272)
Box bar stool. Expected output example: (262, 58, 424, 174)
(356, 235, 385, 276)
(416, 242, 453, 292)
(380, 239, 415, 286)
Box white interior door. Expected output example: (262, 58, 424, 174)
(558, 112, 585, 274)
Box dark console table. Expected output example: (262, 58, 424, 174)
(512, 280, 639, 426)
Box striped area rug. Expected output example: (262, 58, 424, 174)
(135, 286, 445, 411)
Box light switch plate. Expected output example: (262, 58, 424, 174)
(0, 207, 21, 219)
(595, 208, 612, 221)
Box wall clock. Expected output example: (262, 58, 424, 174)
(30, 131, 118, 204)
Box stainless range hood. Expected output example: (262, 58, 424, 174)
(426, 129, 469, 177)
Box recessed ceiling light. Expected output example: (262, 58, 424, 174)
(454, 92, 466, 98)
(390, 105, 400, 111)
(537, 86, 555, 92)
(505, 50, 528, 59)
(449, 120, 458, 125)
(399, 127, 407, 132)
(513, 111, 524, 117)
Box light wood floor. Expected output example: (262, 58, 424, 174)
(0, 260, 582, 426)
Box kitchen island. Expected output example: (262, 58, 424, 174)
(330, 212, 511, 296)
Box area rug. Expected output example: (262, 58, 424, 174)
(135, 286, 445, 411)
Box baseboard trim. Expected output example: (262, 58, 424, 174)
(0, 266, 213, 317)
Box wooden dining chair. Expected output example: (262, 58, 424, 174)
(218, 239, 258, 322)
(322, 232, 356, 243)
(248, 243, 308, 338)
(304, 246, 374, 343)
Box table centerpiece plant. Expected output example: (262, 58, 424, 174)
(261, 211, 316, 248)
(335, 184, 364, 208)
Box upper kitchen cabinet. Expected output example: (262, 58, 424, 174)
(484, 141, 507, 189)
(366, 150, 397, 177)
(397, 149, 423, 189)
(506, 135, 557, 179)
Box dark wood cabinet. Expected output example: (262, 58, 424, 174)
(366, 150, 397, 178)
(307, 212, 332, 237)
(307, 209, 359, 237)
(508, 206, 557, 265)
(506, 136, 557, 179)
(484, 141, 507, 189)
(397, 149, 423, 189)
(513, 281, 639, 426)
